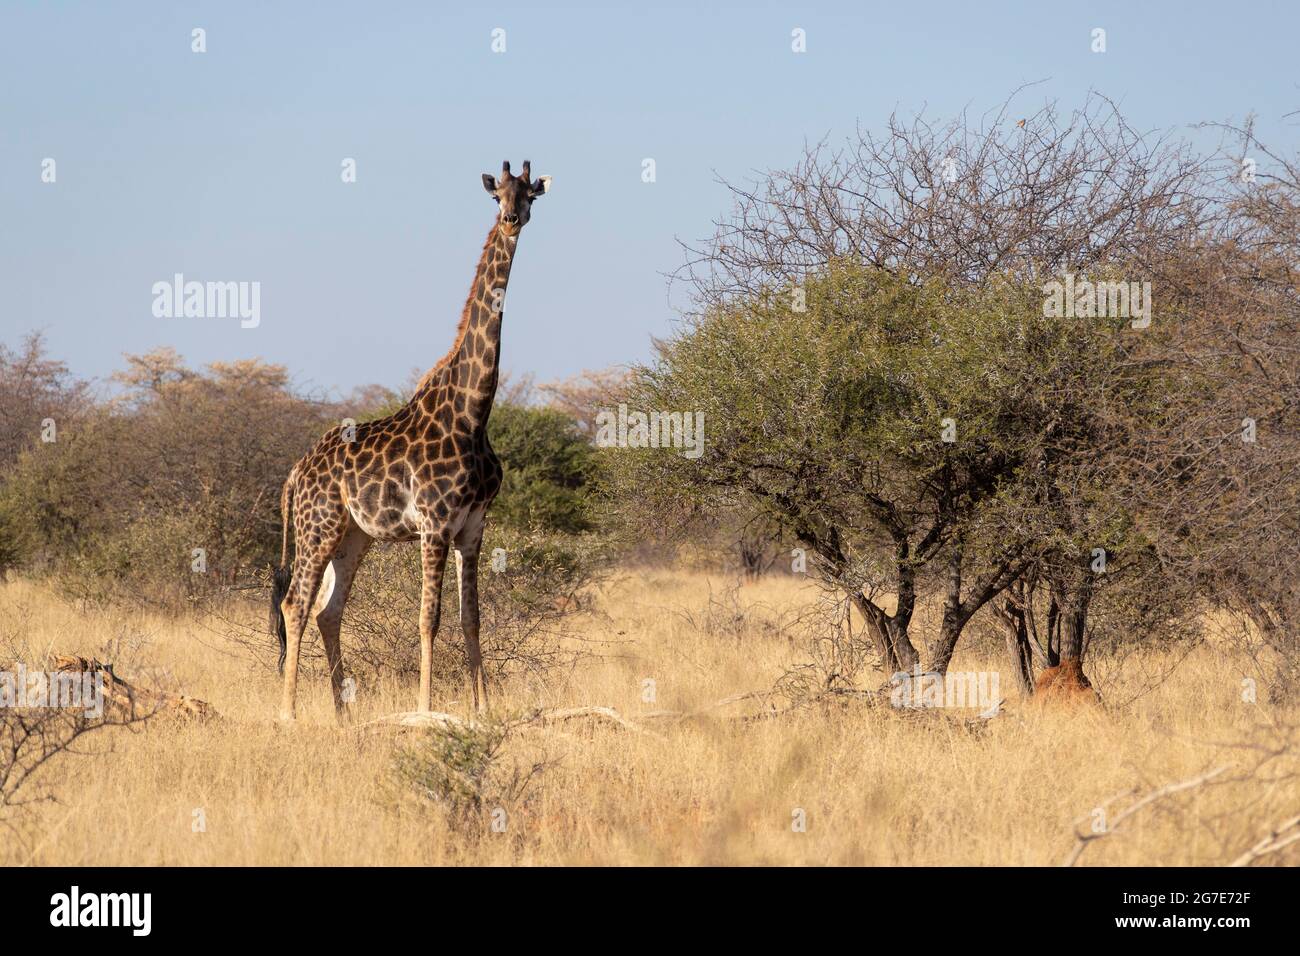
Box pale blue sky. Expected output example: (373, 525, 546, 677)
(4, 1, 1298, 397)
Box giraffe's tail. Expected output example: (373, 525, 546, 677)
(271, 564, 292, 675)
(270, 473, 296, 674)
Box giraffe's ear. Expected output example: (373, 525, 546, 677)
(482, 174, 498, 195)
(530, 175, 552, 197)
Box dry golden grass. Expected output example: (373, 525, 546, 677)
(2, 570, 1297, 866)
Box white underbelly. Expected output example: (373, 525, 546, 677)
(344, 495, 484, 543)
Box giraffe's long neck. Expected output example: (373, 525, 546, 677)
(446, 223, 517, 427)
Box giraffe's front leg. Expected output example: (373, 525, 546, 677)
(418, 530, 451, 714)
(454, 519, 488, 714)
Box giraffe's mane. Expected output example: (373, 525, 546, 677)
(411, 222, 502, 397)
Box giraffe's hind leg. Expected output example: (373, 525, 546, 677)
(280, 514, 347, 722)
(313, 521, 373, 724)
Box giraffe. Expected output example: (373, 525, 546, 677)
(270, 159, 551, 723)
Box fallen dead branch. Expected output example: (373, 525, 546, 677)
(1061, 766, 1228, 867)
(49, 655, 218, 723)
(365, 684, 1009, 738)
(638, 689, 783, 724)
(366, 705, 663, 738)
(529, 706, 659, 736)
(366, 711, 473, 732)
(1230, 813, 1300, 867)
(3, 653, 209, 833)
(364, 691, 788, 737)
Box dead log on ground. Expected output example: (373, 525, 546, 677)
(49, 655, 218, 723)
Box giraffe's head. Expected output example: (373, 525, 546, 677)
(482, 160, 550, 236)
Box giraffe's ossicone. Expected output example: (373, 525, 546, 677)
(271, 160, 552, 722)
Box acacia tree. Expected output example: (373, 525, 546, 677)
(619, 93, 1300, 690)
(651, 92, 1300, 696)
(667, 96, 1201, 673)
(612, 265, 1159, 677)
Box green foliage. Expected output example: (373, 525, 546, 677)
(488, 402, 597, 534)
(609, 261, 1174, 664)
(626, 270, 1030, 523)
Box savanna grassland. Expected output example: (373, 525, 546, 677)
(4, 95, 1300, 871)
(3, 568, 1295, 867)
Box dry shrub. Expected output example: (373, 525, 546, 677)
(54, 510, 215, 612)
(0, 604, 150, 852)
(674, 580, 820, 647)
(386, 715, 550, 840)
(0, 348, 345, 609)
(772, 591, 881, 705)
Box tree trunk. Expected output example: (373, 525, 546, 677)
(1045, 593, 1061, 667)
(889, 572, 921, 671)
(1242, 596, 1299, 703)
(854, 596, 899, 672)
(1058, 577, 1092, 662)
(923, 550, 962, 675)
(994, 598, 1035, 697)
(889, 618, 920, 671)
(737, 532, 772, 581)
(1035, 565, 1099, 702)
(852, 591, 919, 675)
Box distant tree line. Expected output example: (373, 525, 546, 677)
(0, 341, 605, 614)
